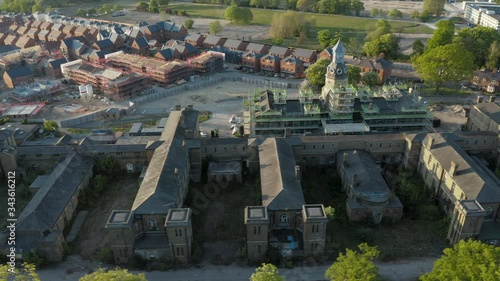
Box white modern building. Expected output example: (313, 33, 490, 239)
(463, 2, 500, 30)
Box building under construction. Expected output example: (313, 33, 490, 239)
(103, 51, 192, 85)
(61, 59, 150, 101)
(189, 51, 224, 73)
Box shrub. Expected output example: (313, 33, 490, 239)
(184, 18, 194, 29)
(23, 250, 45, 268)
(130, 254, 147, 269)
(98, 247, 114, 264)
(164, 8, 172, 14)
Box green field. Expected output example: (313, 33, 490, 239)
(170, 3, 434, 35)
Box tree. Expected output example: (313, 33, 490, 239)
(87, 8, 96, 15)
(330, 31, 347, 47)
(325, 243, 380, 281)
(324, 206, 335, 221)
(102, 4, 112, 13)
(137, 1, 149, 12)
(348, 37, 363, 58)
(225, 4, 253, 25)
(76, 8, 86, 17)
(296, 0, 316, 12)
(287, 0, 297, 10)
(388, 9, 403, 19)
(426, 20, 454, 49)
(184, 18, 194, 29)
(370, 8, 380, 18)
(414, 44, 475, 93)
(348, 65, 362, 86)
(43, 119, 58, 132)
(350, 0, 364, 16)
(113, 4, 121, 12)
(210, 20, 222, 35)
(270, 11, 314, 40)
(157, 0, 170, 5)
(317, 29, 332, 49)
(453, 26, 500, 68)
(80, 268, 147, 281)
(487, 40, 500, 69)
(363, 33, 400, 60)
(410, 10, 420, 20)
(363, 71, 380, 88)
(420, 240, 500, 281)
(423, 0, 445, 16)
(306, 58, 330, 87)
(94, 155, 122, 178)
(0, 263, 40, 281)
(365, 19, 391, 42)
(412, 39, 425, 57)
(250, 263, 285, 281)
(149, 0, 159, 12)
(32, 3, 45, 13)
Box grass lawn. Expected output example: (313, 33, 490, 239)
(301, 168, 448, 260)
(170, 3, 434, 34)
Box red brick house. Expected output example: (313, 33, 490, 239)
(93, 39, 113, 53)
(280, 56, 304, 79)
(4, 34, 19, 46)
(45, 58, 68, 79)
(246, 43, 269, 55)
(349, 57, 393, 83)
(26, 28, 40, 41)
(30, 21, 42, 29)
(164, 40, 199, 60)
(131, 37, 150, 56)
(223, 39, 248, 51)
(319, 47, 334, 60)
(62, 25, 76, 37)
(51, 23, 65, 31)
(268, 46, 292, 59)
(8, 25, 19, 34)
(40, 22, 53, 31)
(156, 21, 188, 41)
(260, 54, 280, 76)
(292, 48, 317, 64)
(155, 48, 181, 61)
(472, 70, 500, 93)
(109, 33, 126, 50)
(0, 33, 7, 45)
(241, 52, 261, 73)
(141, 24, 161, 41)
(15, 36, 36, 49)
(47, 30, 65, 42)
(16, 26, 29, 35)
(37, 29, 50, 42)
(185, 33, 205, 48)
(203, 35, 226, 49)
(3, 66, 34, 88)
(74, 26, 90, 38)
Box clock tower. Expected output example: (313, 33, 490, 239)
(323, 39, 348, 94)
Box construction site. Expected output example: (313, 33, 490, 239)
(60, 59, 151, 101)
(188, 51, 224, 74)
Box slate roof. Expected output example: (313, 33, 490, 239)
(293, 48, 315, 59)
(17, 153, 94, 232)
(269, 46, 289, 56)
(281, 56, 302, 64)
(259, 138, 305, 210)
(134, 36, 148, 48)
(203, 35, 223, 45)
(95, 38, 113, 49)
(156, 48, 176, 60)
(224, 39, 243, 49)
(62, 38, 84, 50)
(0, 45, 20, 55)
(425, 133, 500, 204)
(131, 108, 198, 215)
(5, 66, 32, 79)
(185, 33, 204, 42)
(474, 102, 500, 124)
(351, 58, 393, 71)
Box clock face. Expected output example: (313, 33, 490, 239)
(337, 68, 343, 74)
(329, 67, 335, 73)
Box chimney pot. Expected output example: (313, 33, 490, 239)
(450, 161, 459, 176)
(295, 165, 301, 179)
(427, 137, 435, 149)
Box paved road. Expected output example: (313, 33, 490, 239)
(37, 257, 438, 281)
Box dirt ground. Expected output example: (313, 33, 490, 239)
(431, 105, 468, 133)
(72, 176, 139, 259)
(362, 0, 424, 16)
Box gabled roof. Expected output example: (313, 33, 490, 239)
(15, 36, 34, 48)
(95, 38, 113, 49)
(203, 35, 223, 45)
(281, 56, 302, 64)
(269, 46, 289, 56)
(156, 20, 174, 31)
(351, 58, 393, 71)
(259, 138, 305, 210)
(156, 48, 176, 60)
(109, 33, 125, 44)
(17, 153, 94, 232)
(185, 33, 204, 42)
(474, 102, 500, 124)
(5, 66, 33, 79)
(132, 108, 199, 215)
(145, 24, 159, 33)
(246, 42, 266, 53)
(134, 36, 148, 48)
(293, 48, 315, 58)
(0, 45, 20, 55)
(224, 39, 243, 49)
(61, 38, 84, 50)
(261, 54, 280, 62)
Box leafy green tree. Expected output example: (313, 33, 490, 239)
(94, 155, 122, 178)
(225, 3, 253, 25)
(414, 44, 475, 93)
(137, 1, 149, 12)
(411, 10, 420, 20)
(0, 263, 40, 280)
(325, 243, 380, 281)
(317, 29, 332, 49)
(363, 33, 400, 60)
(76, 8, 86, 17)
(426, 20, 454, 49)
(87, 8, 96, 15)
(370, 8, 380, 18)
(296, 0, 316, 12)
(287, 0, 297, 10)
(32, 3, 45, 13)
(362, 71, 380, 88)
(250, 263, 285, 281)
(412, 39, 425, 57)
(423, 0, 445, 16)
(487, 40, 500, 69)
(79, 268, 146, 281)
(43, 119, 58, 132)
(352, 0, 364, 16)
(453, 26, 500, 68)
(149, 0, 159, 12)
(388, 9, 403, 19)
(330, 31, 347, 47)
(184, 18, 194, 29)
(324, 206, 335, 221)
(348, 37, 363, 58)
(113, 4, 121, 12)
(420, 240, 500, 281)
(317, 0, 335, 14)
(210, 20, 222, 35)
(365, 19, 391, 42)
(348, 65, 362, 86)
(270, 11, 313, 40)
(102, 4, 112, 13)
(306, 58, 330, 87)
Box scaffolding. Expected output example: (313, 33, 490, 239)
(188, 51, 224, 73)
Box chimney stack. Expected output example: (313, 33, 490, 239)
(489, 96, 496, 103)
(295, 165, 301, 179)
(477, 96, 483, 103)
(450, 161, 459, 176)
(175, 104, 181, 111)
(343, 152, 349, 165)
(427, 137, 435, 149)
